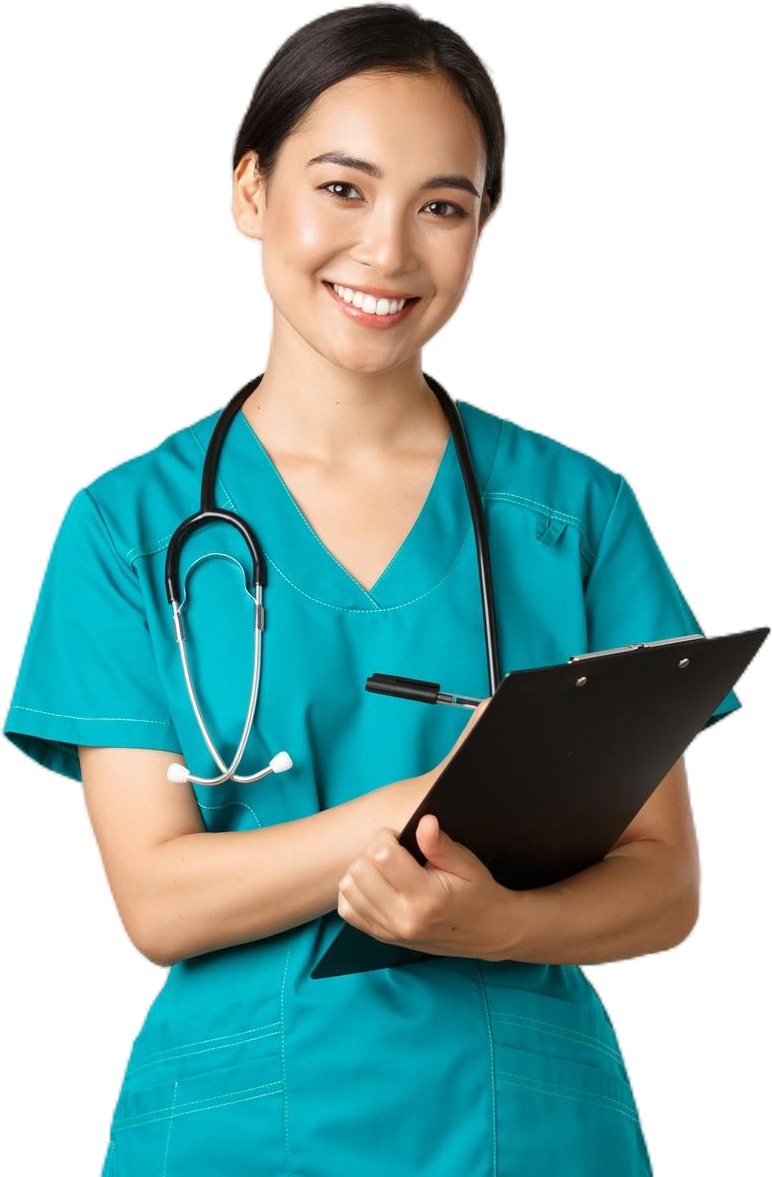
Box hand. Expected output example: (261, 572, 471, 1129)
(336, 797, 510, 962)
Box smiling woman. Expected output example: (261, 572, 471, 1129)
(5, 4, 745, 1176)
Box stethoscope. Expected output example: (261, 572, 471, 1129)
(165, 372, 502, 785)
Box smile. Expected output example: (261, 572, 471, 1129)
(323, 281, 420, 329)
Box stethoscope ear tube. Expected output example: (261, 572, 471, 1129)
(421, 374, 502, 698)
(166, 374, 268, 605)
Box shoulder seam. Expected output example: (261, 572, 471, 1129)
(82, 487, 136, 574)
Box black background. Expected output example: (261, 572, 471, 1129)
(10, 4, 767, 1172)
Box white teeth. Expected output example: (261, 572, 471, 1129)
(332, 283, 408, 315)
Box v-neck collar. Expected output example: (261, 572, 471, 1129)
(200, 396, 501, 611)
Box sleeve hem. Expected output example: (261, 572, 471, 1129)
(4, 705, 182, 783)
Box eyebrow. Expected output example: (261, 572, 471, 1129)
(306, 152, 481, 200)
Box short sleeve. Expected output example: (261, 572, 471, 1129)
(3, 487, 182, 782)
(583, 473, 741, 732)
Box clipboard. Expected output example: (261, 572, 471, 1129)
(311, 625, 769, 980)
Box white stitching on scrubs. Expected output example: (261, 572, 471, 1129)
(257, 522, 475, 613)
(498, 1071, 639, 1122)
(473, 961, 498, 1177)
(8, 704, 172, 725)
(280, 938, 292, 1176)
(131, 1021, 282, 1078)
(488, 1010, 624, 1063)
(113, 1080, 285, 1130)
(484, 491, 597, 565)
(161, 1081, 178, 1174)
(126, 521, 239, 566)
(197, 798, 264, 828)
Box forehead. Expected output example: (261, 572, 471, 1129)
(284, 72, 485, 178)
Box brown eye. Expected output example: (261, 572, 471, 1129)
(320, 181, 361, 201)
(424, 200, 467, 219)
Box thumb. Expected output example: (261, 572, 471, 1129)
(416, 813, 461, 864)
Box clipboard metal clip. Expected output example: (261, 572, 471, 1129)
(568, 633, 705, 664)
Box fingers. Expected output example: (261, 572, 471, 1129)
(338, 829, 434, 940)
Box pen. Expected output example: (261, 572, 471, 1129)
(365, 672, 484, 709)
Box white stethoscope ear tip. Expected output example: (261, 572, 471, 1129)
(167, 762, 191, 784)
(269, 750, 293, 774)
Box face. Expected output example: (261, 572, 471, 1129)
(233, 70, 491, 375)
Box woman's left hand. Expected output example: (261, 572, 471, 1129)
(336, 813, 514, 962)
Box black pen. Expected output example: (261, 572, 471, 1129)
(365, 672, 484, 709)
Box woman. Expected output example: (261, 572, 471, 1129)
(3, 5, 740, 1174)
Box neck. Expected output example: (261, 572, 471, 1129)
(241, 341, 449, 465)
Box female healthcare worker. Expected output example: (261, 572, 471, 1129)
(3, 6, 742, 1175)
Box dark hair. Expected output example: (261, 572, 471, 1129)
(232, 3, 505, 223)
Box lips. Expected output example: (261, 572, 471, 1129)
(322, 280, 421, 329)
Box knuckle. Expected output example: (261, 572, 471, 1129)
(400, 913, 418, 941)
(424, 897, 443, 922)
(397, 911, 422, 942)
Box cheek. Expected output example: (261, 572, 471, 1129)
(437, 232, 478, 295)
(266, 192, 343, 275)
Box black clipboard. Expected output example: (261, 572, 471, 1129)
(311, 626, 768, 980)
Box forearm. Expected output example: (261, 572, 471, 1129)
(493, 838, 700, 965)
(144, 775, 426, 967)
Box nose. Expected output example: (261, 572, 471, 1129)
(349, 204, 421, 283)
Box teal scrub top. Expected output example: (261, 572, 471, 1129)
(4, 396, 740, 1176)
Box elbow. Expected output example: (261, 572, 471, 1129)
(135, 918, 178, 965)
(677, 885, 701, 951)
(679, 850, 701, 942)
(102, 885, 175, 969)
(669, 882, 701, 949)
(125, 909, 178, 969)
(140, 941, 177, 969)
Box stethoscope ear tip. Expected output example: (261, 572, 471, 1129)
(270, 750, 293, 774)
(167, 761, 191, 784)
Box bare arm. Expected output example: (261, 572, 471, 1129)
(79, 699, 489, 968)
(151, 771, 428, 965)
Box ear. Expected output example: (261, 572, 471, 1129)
(232, 150, 266, 242)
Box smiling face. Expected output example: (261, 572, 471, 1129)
(233, 69, 491, 375)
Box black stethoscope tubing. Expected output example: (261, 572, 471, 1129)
(163, 372, 501, 784)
